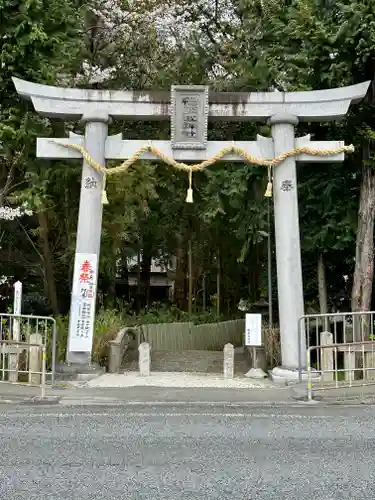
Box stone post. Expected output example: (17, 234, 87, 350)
(344, 349, 355, 383)
(270, 113, 306, 378)
(139, 342, 150, 376)
(9, 281, 22, 382)
(223, 343, 234, 379)
(66, 113, 109, 365)
(29, 332, 43, 385)
(108, 340, 121, 374)
(320, 331, 334, 382)
(364, 351, 375, 381)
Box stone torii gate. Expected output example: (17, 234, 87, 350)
(13, 78, 370, 381)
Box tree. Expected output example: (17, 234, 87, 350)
(228, 0, 375, 314)
(0, 0, 82, 313)
(268, 0, 375, 315)
(3, 0, 373, 322)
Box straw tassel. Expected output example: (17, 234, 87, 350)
(264, 167, 272, 197)
(102, 175, 109, 205)
(186, 168, 193, 203)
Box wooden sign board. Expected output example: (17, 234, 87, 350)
(171, 85, 209, 150)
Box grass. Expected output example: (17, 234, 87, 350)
(1, 306, 284, 377)
(263, 326, 281, 369)
(54, 305, 239, 370)
(50, 305, 283, 371)
(55, 309, 124, 369)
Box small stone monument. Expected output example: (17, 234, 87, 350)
(320, 331, 334, 382)
(29, 332, 43, 384)
(223, 343, 234, 379)
(138, 342, 150, 377)
(9, 280, 23, 382)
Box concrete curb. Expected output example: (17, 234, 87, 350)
(58, 398, 375, 407)
(24, 396, 61, 405)
(0, 396, 61, 405)
(0, 382, 374, 407)
(58, 399, 294, 407)
(1, 394, 375, 407)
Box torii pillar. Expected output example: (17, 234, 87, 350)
(13, 78, 370, 379)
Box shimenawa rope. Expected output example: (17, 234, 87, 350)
(53, 141, 354, 204)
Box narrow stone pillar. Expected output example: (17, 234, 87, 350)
(139, 342, 151, 376)
(320, 331, 334, 382)
(29, 332, 43, 385)
(223, 343, 234, 379)
(364, 351, 375, 381)
(9, 282, 22, 382)
(108, 340, 121, 374)
(270, 113, 306, 377)
(8, 345, 19, 383)
(344, 349, 355, 383)
(66, 113, 109, 365)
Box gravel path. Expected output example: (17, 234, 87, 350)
(86, 371, 272, 388)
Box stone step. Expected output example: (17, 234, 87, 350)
(151, 350, 223, 373)
(121, 348, 249, 375)
(121, 347, 139, 372)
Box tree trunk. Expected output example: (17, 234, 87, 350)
(174, 242, 187, 310)
(105, 247, 117, 309)
(140, 252, 152, 308)
(136, 244, 142, 313)
(317, 253, 328, 314)
(351, 144, 375, 340)
(188, 238, 192, 319)
(216, 249, 220, 318)
(37, 210, 59, 316)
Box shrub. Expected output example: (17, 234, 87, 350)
(55, 308, 124, 368)
(91, 309, 124, 367)
(263, 326, 281, 369)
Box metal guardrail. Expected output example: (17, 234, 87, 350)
(300, 311, 375, 348)
(0, 313, 56, 385)
(0, 340, 47, 398)
(298, 311, 375, 379)
(306, 340, 375, 401)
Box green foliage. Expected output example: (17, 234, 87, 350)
(54, 304, 241, 368)
(129, 303, 241, 326)
(0, 0, 82, 146)
(55, 308, 125, 367)
(1, 0, 375, 344)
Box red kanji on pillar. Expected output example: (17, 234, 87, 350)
(79, 260, 92, 283)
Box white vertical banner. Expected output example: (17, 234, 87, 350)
(68, 253, 98, 352)
(12, 281, 22, 341)
(245, 313, 262, 346)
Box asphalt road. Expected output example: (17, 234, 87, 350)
(0, 403, 374, 499)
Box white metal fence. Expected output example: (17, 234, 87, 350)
(299, 311, 375, 374)
(306, 340, 375, 401)
(300, 311, 375, 349)
(299, 311, 375, 398)
(0, 313, 56, 384)
(0, 339, 47, 398)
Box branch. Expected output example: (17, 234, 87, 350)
(15, 218, 44, 262)
(0, 146, 25, 206)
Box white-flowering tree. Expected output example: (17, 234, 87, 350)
(72, 0, 179, 88)
(0, 205, 33, 221)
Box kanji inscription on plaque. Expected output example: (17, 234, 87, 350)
(171, 85, 208, 150)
